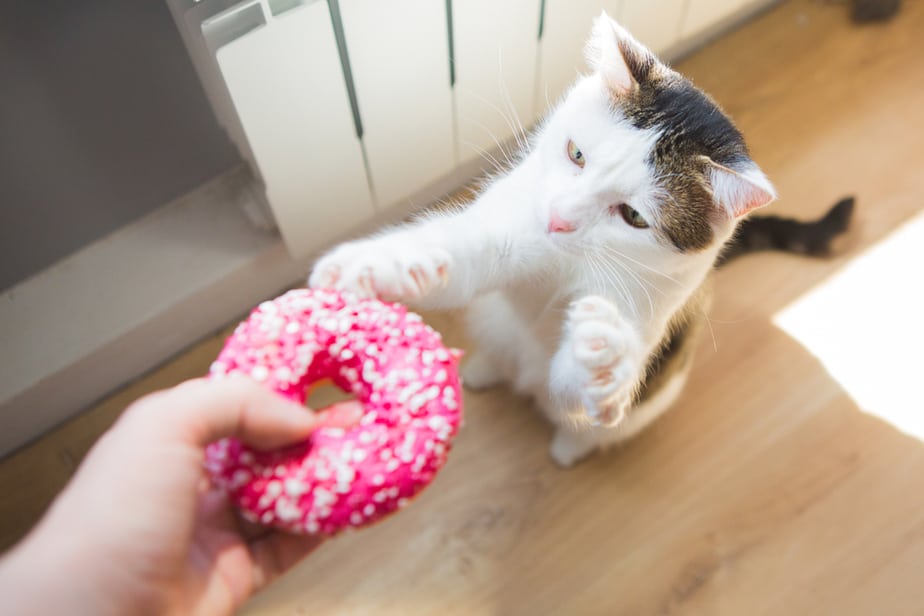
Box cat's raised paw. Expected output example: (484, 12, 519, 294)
(309, 240, 451, 302)
(566, 295, 640, 427)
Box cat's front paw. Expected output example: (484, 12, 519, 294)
(566, 296, 640, 427)
(309, 240, 451, 302)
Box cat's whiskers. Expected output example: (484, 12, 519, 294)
(462, 140, 508, 176)
(590, 247, 657, 315)
(598, 244, 684, 287)
(495, 51, 531, 154)
(587, 253, 636, 316)
(611, 257, 656, 318)
(460, 87, 529, 159)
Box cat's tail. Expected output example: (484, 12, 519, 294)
(716, 196, 856, 267)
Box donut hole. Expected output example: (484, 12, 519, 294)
(305, 379, 357, 411)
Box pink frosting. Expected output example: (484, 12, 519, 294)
(204, 289, 463, 536)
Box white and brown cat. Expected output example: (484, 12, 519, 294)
(308, 14, 853, 467)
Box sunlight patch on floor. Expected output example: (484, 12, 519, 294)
(773, 210, 924, 440)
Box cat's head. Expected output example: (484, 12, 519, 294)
(533, 13, 775, 262)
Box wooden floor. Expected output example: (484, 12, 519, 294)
(3, 1, 924, 613)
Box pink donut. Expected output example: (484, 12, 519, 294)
(204, 288, 463, 536)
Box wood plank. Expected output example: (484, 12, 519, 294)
(2, 1, 923, 613)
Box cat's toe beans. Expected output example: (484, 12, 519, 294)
(573, 322, 624, 368)
(570, 295, 620, 323)
(308, 264, 338, 289)
(590, 403, 626, 428)
(389, 249, 451, 299)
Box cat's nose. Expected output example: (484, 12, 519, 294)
(548, 211, 576, 234)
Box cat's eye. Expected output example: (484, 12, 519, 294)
(616, 203, 649, 229)
(566, 139, 585, 168)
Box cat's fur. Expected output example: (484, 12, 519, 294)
(308, 15, 849, 467)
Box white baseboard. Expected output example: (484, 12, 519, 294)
(0, 156, 486, 458)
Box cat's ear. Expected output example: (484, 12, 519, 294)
(702, 157, 777, 218)
(585, 12, 656, 95)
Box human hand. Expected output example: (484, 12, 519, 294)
(0, 377, 361, 616)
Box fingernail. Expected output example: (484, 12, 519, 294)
(319, 400, 365, 428)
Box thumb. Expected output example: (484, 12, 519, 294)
(130, 377, 319, 450)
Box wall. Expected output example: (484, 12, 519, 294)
(0, 0, 240, 290)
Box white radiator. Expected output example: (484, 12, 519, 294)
(168, 0, 771, 259)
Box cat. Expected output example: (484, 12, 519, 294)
(308, 14, 854, 467)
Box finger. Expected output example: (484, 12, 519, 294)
(131, 376, 319, 450)
(249, 533, 323, 592)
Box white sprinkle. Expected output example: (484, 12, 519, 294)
(373, 490, 387, 503)
(209, 361, 227, 374)
(250, 365, 269, 381)
(435, 349, 450, 362)
(315, 467, 331, 481)
(261, 511, 274, 524)
(275, 498, 300, 522)
(350, 512, 363, 525)
(388, 487, 399, 499)
(409, 393, 427, 412)
(336, 466, 355, 485)
(285, 321, 300, 334)
(352, 449, 367, 462)
(434, 369, 447, 383)
(398, 498, 409, 508)
(386, 459, 400, 472)
(340, 348, 355, 360)
(285, 478, 307, 497)
(372, 474, 385, 486)
(313, 487, 335, 508)
(275, 366, 293, 382)
(306, 520, 320, 533)
(363, 504, 375, 516)
(359, 431, 374, 445)
(380, 448, 392, 461)
(265, 480, 282, 498)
